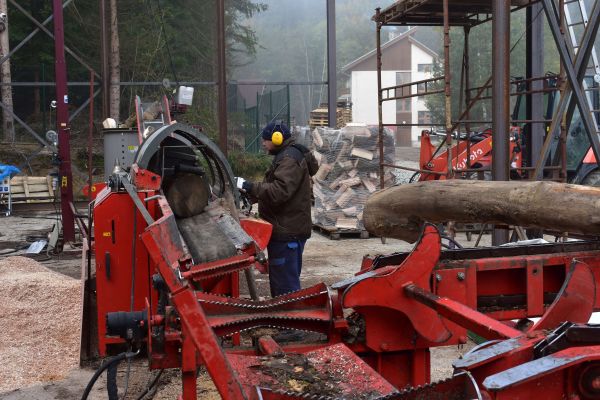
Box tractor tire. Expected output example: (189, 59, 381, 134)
(582, 170, 600, 187)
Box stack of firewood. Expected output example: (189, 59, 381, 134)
(311, 125, 395, 230)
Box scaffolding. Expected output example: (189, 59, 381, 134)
(374, 0, 600, 190)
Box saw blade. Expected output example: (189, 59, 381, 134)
(377, 371, 482, 400)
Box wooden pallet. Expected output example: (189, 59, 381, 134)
(10, 176, 54, 203)
(309, 108, 345, 130)
(312, 223, 370, 240)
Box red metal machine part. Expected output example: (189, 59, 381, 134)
(133, 208, 600, 399)
(92, 165, 270, 356)
(89, 122, 272, 358)
(418, 127, 522, 181)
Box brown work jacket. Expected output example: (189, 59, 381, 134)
(248, 139, 314, 241)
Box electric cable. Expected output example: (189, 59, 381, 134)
(80, 350, 140, 400)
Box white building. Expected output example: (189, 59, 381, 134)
(342, 28, 438, 146)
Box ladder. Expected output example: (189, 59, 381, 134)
(563, 0, 600, 131)
(135, 95, 172, 143)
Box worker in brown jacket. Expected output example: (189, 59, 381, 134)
(236, 121, 317, 297)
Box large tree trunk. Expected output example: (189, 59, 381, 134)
(109, 0, 120, 121)
(0, 0, 14, 142)
(363, 180, 600, 242)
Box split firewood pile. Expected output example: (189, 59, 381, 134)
(0, 256, 81, 391)
(310, 125, 395, 231)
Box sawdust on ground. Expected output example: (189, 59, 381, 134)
(0, 256, 82, 392)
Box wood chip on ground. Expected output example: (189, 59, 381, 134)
(0, 256, 81, 392)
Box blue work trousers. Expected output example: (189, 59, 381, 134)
(267, 239, 306, 297)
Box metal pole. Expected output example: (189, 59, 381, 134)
(99, 0, 109, 118)
(492, 0, 510, 245)
(559, 0, 567, 182)
(463, 27, 472, 170)
(217, 0, 227, 155)
(443, 0, 453, 178)
(376, 9, 385, 189)
(327, 0, 336, 128)
(526, 2, 544, 170)
(88, 71, 94, 201)
(287, 84, 291, 128)
(464, 27, 471, 134)
(52, 0, 75, 242)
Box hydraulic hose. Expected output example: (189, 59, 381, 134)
(135, 370, 164, 400)
(80, 350, 140, 400)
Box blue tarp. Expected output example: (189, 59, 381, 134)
(0, 164, 20, 181)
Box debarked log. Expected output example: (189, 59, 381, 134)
(363, 180, 600, 242)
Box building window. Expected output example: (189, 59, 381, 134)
(417, 82, 427, 100)
(397, 99, 411, 112)
(418, 111, 432, 125)
(396, 71, 411, 112)
(417, 63, 432, 73)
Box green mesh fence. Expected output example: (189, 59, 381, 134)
(228, 84, 290, 153)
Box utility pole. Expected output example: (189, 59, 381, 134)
(52, 0, 75, 242)
(0, 0, 14, 142)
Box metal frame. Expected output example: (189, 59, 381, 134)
(374, 0, 600, 245)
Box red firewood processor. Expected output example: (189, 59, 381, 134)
(80, 119, 600, 400)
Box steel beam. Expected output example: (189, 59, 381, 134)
(538, 0, 600, 174)
(216, 0, 227, 155)
(0, 0, 73, 66)
(99, 0, 109, 118)
(565, 0, 600, 144)
(327, 0, 336, 128)
(52, 0, 75, 242)
(491, 0, 510, 245)
(533, 0, 600, 179)
(10, 0, 99, 80)
(376, 8, 384, 189)
(443, 0, 453, 178)
(69, 88, 101, 123)
(526, 3, 545, 168)
(0, 100, 54, 149)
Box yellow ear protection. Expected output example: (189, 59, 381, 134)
(270, 122, 285, 146)
(272, 131, 284, 146)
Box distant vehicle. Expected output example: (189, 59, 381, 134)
(416, 127, 522, 181)
(415, 75, 600, 185)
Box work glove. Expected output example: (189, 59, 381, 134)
(235, 177, 246, 190)
(235, 177, 253, 193)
